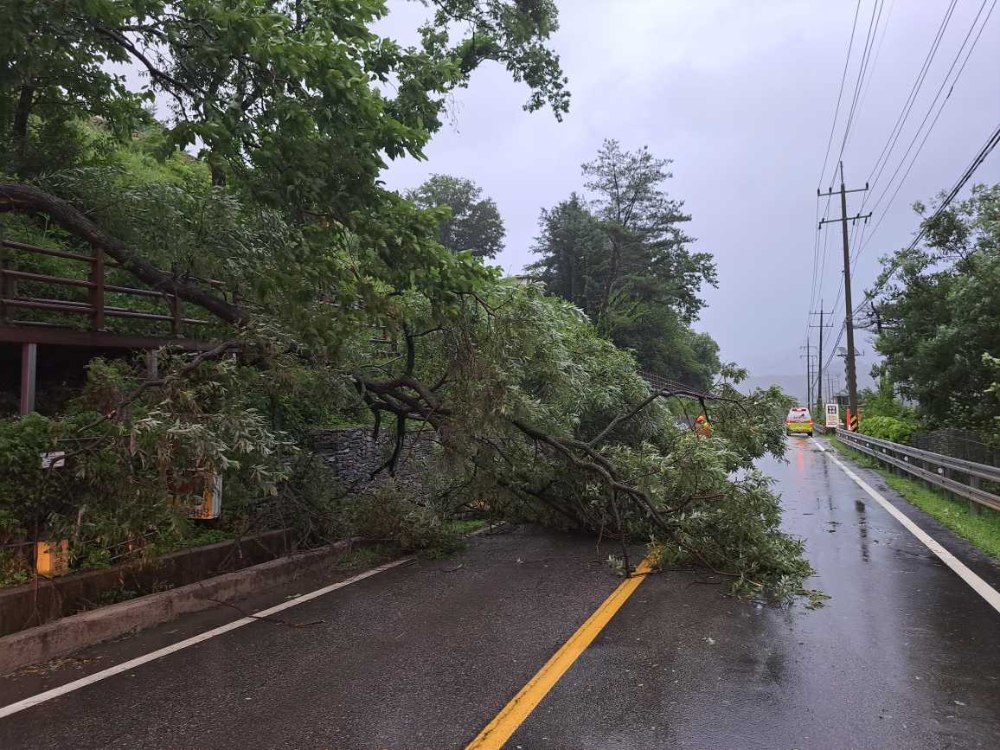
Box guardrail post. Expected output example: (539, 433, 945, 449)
(968, 476, 982, 516)
(90, 246, 105, 330)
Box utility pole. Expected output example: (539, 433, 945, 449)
(800, 341, 816, 408)
(819, 162, 871, 430)
(810, 300, 834, 417)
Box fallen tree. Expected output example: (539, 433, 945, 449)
(0, 0, 809, 597)
(0, 178, 807, 596)
(345, 285, 806, 595)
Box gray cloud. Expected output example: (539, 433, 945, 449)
(381, 1, 1000, 394)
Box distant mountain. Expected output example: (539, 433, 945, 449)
(737, 374, 809, 405)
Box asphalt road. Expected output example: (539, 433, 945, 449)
(2, 437, 999, 749)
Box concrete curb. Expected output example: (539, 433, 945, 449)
(0, 538, 360, 676)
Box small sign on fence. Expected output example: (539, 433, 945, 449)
(36, 540, 70, 576)
(825, 404, 840, 428)
(40, 451, 65, 469)
(169, 472, 223, 520)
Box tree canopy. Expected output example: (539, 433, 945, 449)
(869, 184, 1000, 438)
(0, 1, 809, 596)
(406, 174, 506, 258)
(529, 140, 720, 388)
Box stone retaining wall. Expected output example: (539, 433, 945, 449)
(310, 426, 437, 492)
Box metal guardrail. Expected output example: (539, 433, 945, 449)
(837, 429, 1000, 513)
(639, 371, 711, 399)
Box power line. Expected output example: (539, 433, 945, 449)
(807, 196, 834, 329)
(818, 0, 864, 189)
(862, 0, 960, 194)
(812, 0, 882, 342)
(851, 116, 1000, 317)
(858, 0, 997, 259)
(864, 0, 994, 222)
(810, 0, 865, 341)
(808, 198, 822, 322)
(836, 0, 885, 166)
(817, 212, 833, 305)
(836, 116, 1000, 386)
(854, 0, 897, 120)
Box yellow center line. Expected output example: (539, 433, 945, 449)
(465, 556, 654, 750)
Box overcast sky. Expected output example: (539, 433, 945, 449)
(377, 0, 1000, 396)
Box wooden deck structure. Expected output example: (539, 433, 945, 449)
(0, 238, 225, 415)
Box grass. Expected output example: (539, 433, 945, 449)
(444, 519, 488, 536)
(333, 519, 491, 571)
(828, 436, 1000, 561)
(333, 544, 397, 571)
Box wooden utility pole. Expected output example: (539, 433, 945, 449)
(819, 163, 870, 430)
(811, 301, 834, 417)
(800, 341, 816, 408)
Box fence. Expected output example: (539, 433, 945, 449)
(913, 428, 999, 468)
(837, 429, 1000, 514)
(0, 239, 218, 338)
(639, 371, 710, 398)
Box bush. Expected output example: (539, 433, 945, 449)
(351, 483, 464, 557)
(859, 415, 917, 445)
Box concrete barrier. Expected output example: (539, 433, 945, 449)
(0, 538, 360, 675)
(0, 530, 294, 638)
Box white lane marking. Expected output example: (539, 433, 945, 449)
(0, 557, 414, 720)
(812, 438, 1000, 615)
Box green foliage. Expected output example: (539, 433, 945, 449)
(985, 354, 1000, 444)
(406, 174, 506, 258)
(351, 483, 466, 557)
(0, 0, 569, 351)
(857, 381, 917, 421)
(0, 1, 813, 602)
(0, 352, 293, 568)
(858, 416, 917, 445)
(0, 0, 573, 580)
(528, 141, 720, 388)
(361, 282, 810, 597)
(873, 184, 1000, 438)
(0, 550, 32, 588)
(0, 413, 63, 539)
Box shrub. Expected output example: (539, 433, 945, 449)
(351, 483, 464, 557)
(859, 415, 917, 445)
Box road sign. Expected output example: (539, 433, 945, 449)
(825, 403, 840, 428)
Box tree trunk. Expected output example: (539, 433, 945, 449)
(0, 183, 247, 326)
(599, 228, 623, 328)
(13, 85, 35, 139)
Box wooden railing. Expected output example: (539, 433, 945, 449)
(0, 239, 218, 338)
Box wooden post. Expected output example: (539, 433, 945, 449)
(146, 349, 159, 380)
(90, 246, 105, 330)
(0, 247, 15, 324)
(969, 476, 982, 517)
(19, 342, 37, 415)
(169, 295, 182, 336)
(0, 252, 7, 324)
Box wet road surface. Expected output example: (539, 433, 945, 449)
(2, 437, 999, 748)
(507, 438, 1000, 749)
